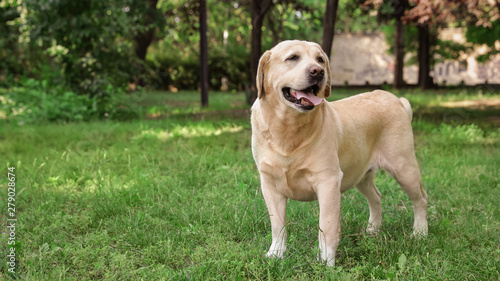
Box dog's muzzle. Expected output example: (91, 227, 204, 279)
(282, 85, 324, 111)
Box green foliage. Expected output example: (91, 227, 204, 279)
(24, 0, 138, 97)
(263, 0, 324, 45)
(0, 1, 23, 85)
(146, 48, 200, 90)
(381, 19, 419, 57)
(150, 0, 378, 92)
(2, 0, 499, 108)
(336, 0, 378, 32)
(147, 42, 250, 91)
(208, 46, 251, 91)
(147, 0, 253, 91)
(433, 39, 470, 63)
(0, 0, 163, 122)
(466, 20, 500, 63)
(0, 78, 97, 123)
(157, 0, 251, 58)
(466, 20, 500, 47)
(0, 78, 141, 124)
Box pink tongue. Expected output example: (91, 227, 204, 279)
(295, 90, 324, 106)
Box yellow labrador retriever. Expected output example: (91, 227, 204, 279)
(251, 40, 428, 266)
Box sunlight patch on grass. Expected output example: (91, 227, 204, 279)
(135, 123, 244, 141)
(439, 98, 500, 110)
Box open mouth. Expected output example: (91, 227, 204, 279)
(282, 85, 323, 110)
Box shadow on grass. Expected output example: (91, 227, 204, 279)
(145, 108, 251, 121)
(143, 97, 500, 128)
(414, 99, 500, 128)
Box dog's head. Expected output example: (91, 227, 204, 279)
(256, 40, 331, 112)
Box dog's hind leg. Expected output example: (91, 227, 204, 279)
(383, 152, 428, 237)
(356, 170, 383, 234)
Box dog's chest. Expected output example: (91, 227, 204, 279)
(261, 161, 318, 201)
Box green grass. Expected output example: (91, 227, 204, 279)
(0, 89, 499, 280)
(129, 90, 249, 119)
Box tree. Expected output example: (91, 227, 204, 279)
(147, 0, 254, 92)
(366, 0, 410, 88)
(393, 0, 409, 88)
(321, 0, 340, 58)
(249, 0, 273, 105)
(417, 23, 432, 89)
(394, 18, 405, 88)
(131, 0, 164, 87)
(403, 0, 500, 89)
(200, 0, 209, 107)
(403, 0, 446, 89)
(133, 0, 161, 62)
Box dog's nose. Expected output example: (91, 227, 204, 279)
(308, 66, 324, 79)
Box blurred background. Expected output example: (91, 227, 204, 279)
(0, 0, 498, 122)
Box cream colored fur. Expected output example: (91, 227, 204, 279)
(251, 40, 428, 266)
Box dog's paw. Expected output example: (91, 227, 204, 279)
(317, 254, 336, 267)
(366, 224, 381, 235)
(411, 222, 428, 238)
(411, 229, 428, 239)
(266, 249, 285, 259)
(317, 247, 336, 267)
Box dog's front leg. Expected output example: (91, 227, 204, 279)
(261, 175, 288, 259)
(317, 176, 342, 266)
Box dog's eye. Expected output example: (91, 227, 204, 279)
(317, 57, 325, 63)
(286, 55, 299, 61)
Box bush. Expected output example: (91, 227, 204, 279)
(147, 55, 200, 91)
(208, 46, 250, 91)
(0, 79, 96, 124)
(0, 78, 141, 124)
(146, 44, 250, 91)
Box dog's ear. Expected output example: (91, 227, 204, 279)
(323, 51, 332, 98)
(256, 51, 272, 99)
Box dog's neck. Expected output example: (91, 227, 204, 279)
(258, 100, 327, 156)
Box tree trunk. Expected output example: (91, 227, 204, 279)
(268, 10, 283, 47)
(200, 0, 209, 107)
(134, 30, 155, 61)
(249, 0, 272, 105)
(133, 0, 159, 86)
(394, 17, 405, 88)
(321, 0, 339, 58)
(418, 24, 432, 89)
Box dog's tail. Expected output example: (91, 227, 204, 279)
(399, 97, 413, 122)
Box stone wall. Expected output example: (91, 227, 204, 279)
(329, 30, 500, 86)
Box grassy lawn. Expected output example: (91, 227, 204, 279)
(1, 88, 499, 280)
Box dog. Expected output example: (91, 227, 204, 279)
(250, 40, 428, 266)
